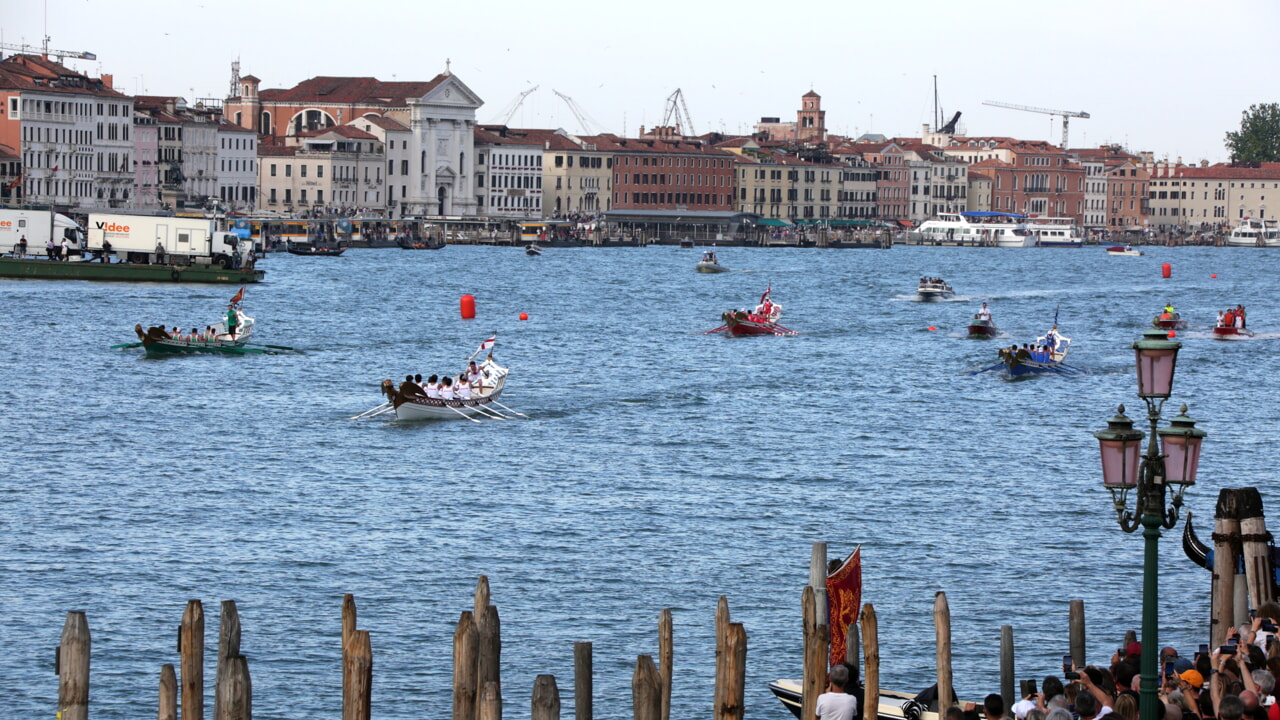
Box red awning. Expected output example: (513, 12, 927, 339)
(897, 220, 914, 228)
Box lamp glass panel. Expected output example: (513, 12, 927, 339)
(1100, 438, 1141, 488)
(1161, 434, 1202, 486)
(1136, 348, 1177, 397)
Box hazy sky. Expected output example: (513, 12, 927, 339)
(5, 0, 1275, 163)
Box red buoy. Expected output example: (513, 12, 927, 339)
(927, 326, 937, 331)
(519, 312, 529, 321)
(1212, 274, 1218, 279)
(460, 294, 476, 319)
(1168, 330, 1177, 338)
(1162, 263, 1172, 278)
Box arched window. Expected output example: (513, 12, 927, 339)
(260, 111, 272, 134)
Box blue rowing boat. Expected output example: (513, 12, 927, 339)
(980, 321, 1084, 377)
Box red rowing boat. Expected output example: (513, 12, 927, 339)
(707, 286, 797, 336)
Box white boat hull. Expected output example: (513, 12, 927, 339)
(395, 389, 507, 420)
(994, 236, 1034, 248)
(695, 261, 729, 273)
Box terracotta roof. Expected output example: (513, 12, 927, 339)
(802, 90, 820, 98)
(1146, 163, 1280, 180)
(258, 145, 298, 157)
(258, 75, 447, 106)
(576, 134, 732, 156)
(969, 158, 1015, 169)
(240, 75, 261, 83)
(296, 125, 378, 140)
(217, 119, 257, 134)
(357, 114, 410, 132)
(0, 55, 128, 98)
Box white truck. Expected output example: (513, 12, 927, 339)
(0, 208, 85, 257)
(85, 214, 252, 267)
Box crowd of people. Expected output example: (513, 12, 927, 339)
(1001, 342, 1058, 365)
(920, 277, 950, 288)
(816, 614, 1280, 720)
(1218, 306, 1248, 329)
(397, 361, 491, 402)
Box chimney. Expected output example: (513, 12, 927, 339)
(101, 73, 113, 89)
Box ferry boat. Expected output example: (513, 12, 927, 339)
(1028, 218, 1086, 247)
(1225, 218, 1280, 247)
(911, 212, 1032, 247)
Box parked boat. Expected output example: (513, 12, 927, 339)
(967, 303, 998, 338)
(397, 236, 444, 250)
(1106, 245, 1143, 256)
(0, 256, 263, 284)
(707, 286, 797, 336)
(1226, 218, 1280, 247)
(287, 241, 347, 256)
(768, 681, 934, 720)
(911, 211, 1032, 247)
(695, 249, 729, 273)
(378, 339, 514, 421)
(1029, 218, 1086, 247)
(917, 277, 954, 301)
(679, 237, 695, 248)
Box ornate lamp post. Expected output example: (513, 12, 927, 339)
(1094, 328, 1207, 720)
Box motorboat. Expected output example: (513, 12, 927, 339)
(287, 241, 347, 256)
(967, 306, 998, 339)
(1106, 245, 1143, 256)
(1152, 311, 1188, 330)
(695, 249, 729, 273)
(916, 278, 954, 301)
(707, 286, 797, 336)
(768, 680, 934, 720)
(526, 244, 543, 256)
(1213, 308, 1253, 338)
(1226, 218, 1280, 247)
(1028, 218, 1086, 247)
(911, 211, 1032, 247)
(679, 237, 695, 248)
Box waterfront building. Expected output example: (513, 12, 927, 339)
(836, 158, 878, 220)
(0, 142, 18, 203)
(837, 142, 909, 224)
(0, 54, 133, 208)
(539, 129, 613, 217)
(1104, 159, 1150, 231)
(726, 142, 839, 221)
(966, 170, 993, 212)
(133, 96, 219, 211)
(473, 125, 543, 219)
(1142, 162, 1280, 230)
(349, 115, 412, 216)
(967, 141, 1086, 224)
(216, 119, 257, 212)
(901, 142, 967, 224)
(131, 112, 160, 210)
(587, 134, 735, 212)
(1069, 146, 1143, 229)
(226, 67, 481, 216)
(257, 126, 385, 214)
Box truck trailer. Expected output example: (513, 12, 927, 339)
(0, 209, 85, 256)
(85, 214, 251, 267)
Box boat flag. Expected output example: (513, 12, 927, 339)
(469, 333, 497, 361)
(229, 286, 245, 305)
(760, 285, 772, 304)
(827, 545, 862, 668)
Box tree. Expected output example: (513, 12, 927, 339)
(1225, 103, 1280, 164)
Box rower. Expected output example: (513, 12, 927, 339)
(399, 375, 426, 398)
(440, 377, 455, 400)
(425, 375, 440, 398)
(456, 375, 473, 400)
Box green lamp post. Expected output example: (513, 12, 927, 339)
(1094, 328, 1207, 720)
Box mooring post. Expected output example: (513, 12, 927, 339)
(342, 592, 357, 715)
(479, 681, 502, 720)
(714, 596, 729, 719)
(658, 609, 672, 720)
(1240, 488, 1275, 610)
(180, 600, 205, 720)
(216, 655, 251, 720)
(454, 611, 479, 720)
(57, 611, 91, 720)
(215, 600, 242, 720)
(801, 585, 829, 720)
(1213, 489, 1241, 647)
(720, 623, 747, 720)
(159, 663, 177, 720)
(532, 674, 561, 720)
(574, 641, 592, 720)
(1000, 625, 1015, 712)
(934, 592, 953, 713)
(343, 629, 371, 720)
(1069, 600, 1086, 669)
(632, 654, 661, 720)
(861, 604, 879, 720)
(846, 622, 861, 670)
(476, 604, 502, 717)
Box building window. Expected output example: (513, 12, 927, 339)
(285, 165, 292, 177)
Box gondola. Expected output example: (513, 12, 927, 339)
(287, 241, 347, 257)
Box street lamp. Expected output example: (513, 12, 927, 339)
(1093, 327, 1207, 720)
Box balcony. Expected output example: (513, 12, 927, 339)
(1024, 185, 1051, 193)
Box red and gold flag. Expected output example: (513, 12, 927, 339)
(229, 286, 245, 305)
(827, 545, 862, 668)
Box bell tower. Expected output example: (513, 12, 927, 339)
(797, 90, 826, 142)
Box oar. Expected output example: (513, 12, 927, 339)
(444, 404, 483, 423)
(488, 399, 530, 418)
(704, 324, 728, 334)
(241, 342, 297, 352)
(469, 404, 510, 420)
(367, 406, 396, 418)
(966, 362, 1007, 376)
(111, 342, 144, 349)
(350, 402, 391, 420)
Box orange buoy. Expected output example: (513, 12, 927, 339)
(460, 294, 476, 319)
(519, 312, 529, 321)
(1168, 330, 1177, 338)
(1211, 274, 1218, 279)
(928, 326, 937, 331)
(1162, 263, 1172, 278)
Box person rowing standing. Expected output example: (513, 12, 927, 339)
(226, 304, 239, 339)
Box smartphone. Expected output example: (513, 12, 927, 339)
(1199, 643, 1210, 656)
(1229, 636, 1239, 645)
(1221, 645, 1238, 656)
(1022, 679, 1037, 697)
(1063, 654, 1073, 675)
(1065, 671, 1082, 680)
(1164, 662, 1175, 677)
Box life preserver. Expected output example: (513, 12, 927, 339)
(170, 269, 180, 281)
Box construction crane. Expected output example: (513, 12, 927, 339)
(552, 89, 602, 135)
(0, 37, 96, 63)
(983, 100, 1089, 149)
(661, 88, 696, 137)
(488, 85, 539, 125)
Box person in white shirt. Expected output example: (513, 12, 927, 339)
(456, 375, 473, 400)
(439, 377, 455, 400)
(425, 375, 440, 399)
(978, 302, 992, 321)
(816, 665, 858, 720)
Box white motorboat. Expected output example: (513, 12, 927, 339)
(695, 249, 729, 273)
(911, 211, 1033, 247)
(1226, 218, 1280, 247)
(1106, 245, 1144, 256)
(768, 679, 937, 720)
(916, 278, 954, 300)
(1028, 218, 1086, 247)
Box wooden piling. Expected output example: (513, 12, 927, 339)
(631, 654, 662, 720)
(574, 641, 593, 720)
(934, 592, 953, 713)
(720, 623, 747, 720)
(1069, 600, 1086, 669)
(453, 611, 479, 720)
(342, 629, 371, 720)
(1240, 488, 1276, 609)
(57, 611, 91, 720)
(215, 600, 242, 720)
(810, 542, 829, 626)
(180, 600, 205, 720)
(215, 655, 251, 720)
(342, 594, 357, 716)
(159, 663, 177, 720)
(845, 622, 861, 669)
(532, 675, 561, 720)
(479, 681, 502, 720)
(714, 596, 729, 718)
(861, 604, 879, 720)
(999, 625, 1014, 712)
(1213, 489, 1241, 647)
(474, 575, 491, 623)
(801, 586, 829, 720)
(658, 609, 672, 720)
(476, 604, 502, 715)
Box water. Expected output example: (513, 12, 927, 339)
(1, 246, 1277, 719)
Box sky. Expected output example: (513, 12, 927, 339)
(4, 0, 1276, 163)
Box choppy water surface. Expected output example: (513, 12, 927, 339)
(3, 246, 1278, 719)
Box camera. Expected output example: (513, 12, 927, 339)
(1164, 662, 1175, 678)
